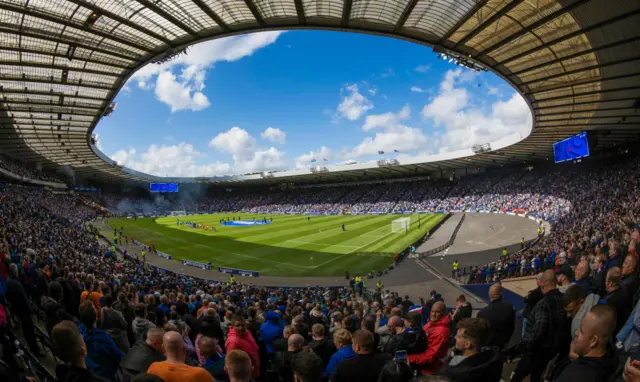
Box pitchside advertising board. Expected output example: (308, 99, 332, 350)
(150, 183, 179, 193)
(219, 267, 260, 277)
(553, 132, 590, 163)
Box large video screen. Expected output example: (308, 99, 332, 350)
(553, 132, 590, 163)
(150, 183, 179, 193)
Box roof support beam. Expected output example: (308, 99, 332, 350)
(522, 56, 640, 87)
(533, 85, 640, 103)
(342, 0, 353, 27)
(65, 0, 172, 45)
(0, 107, 97, 117)
(0, 89, 105, 102)
(0, 45, 133, 69)
(393, 0, 418, 33)
(500, 8, 640, 66)
(0, 77, 114, 91)
(0, 2, 152, 53)
(244, 0, 266, 26)
(0, 61, 124, 78)
(534, 97, 640, 109)
(0, 100, 101, 110)
(0, 26, 141, 62)
(191, 0, 231, 31)
(134, 0, 198, 36)
(527, 72, 640, 95)
(293, 0, 306, 25)
(440, 0, 488, 41)
(0, 116, 92, 123)
(510, 36, 640, 77)
(538, 106, 638, 116)
(476, 0, 591, 57)
(454, 0, 524, 47)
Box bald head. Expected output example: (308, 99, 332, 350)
(575, 260, 589, 281)
(540, 270, 557, 292)
(288, 334, 305, 352)
(162, 331, 185, 360)
(488, 284, 502, 301)
(606, 267, 622, 291)
(388, 315, 403, 328)
(574, 304, 617, 357)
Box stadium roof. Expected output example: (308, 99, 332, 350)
(0, 0, 639, 184)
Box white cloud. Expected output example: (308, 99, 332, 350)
(414, 65, 430, 73)
(295, 146, 337, 169)
(110, 143, 231, 177)
(368, 87, 378, 96)
(128, 31, 284, 111)
(353, 105, 427, 156)
(336, 84, 374, 121)
(209, 127, 287, 172)
(261, 127, 286, 144)
(410, 86, 425, 93)
(363, 104, 411, 132)
(488, 86, 500, 96)
(155, 71, 210, 112)
(422, 69, 532, 152)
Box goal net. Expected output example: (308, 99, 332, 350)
(392, 217, 410, 233)
(170, 210, 186, 216)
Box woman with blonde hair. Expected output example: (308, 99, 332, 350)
(324, 328, 356, 378)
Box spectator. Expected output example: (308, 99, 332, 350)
(409, 301, 451, 375)
(41, 280, 78, 335)
(260, 310, 283, 355)
(376, 361, 414, 382)
(329, 312, 343, 334)
(362, 315, 381, 350)
(592, 255, 608, 297)
(379, 315, 404, 354)
(78, 300, 124, 380)
(603, 267, 632, 334)
(325, 329, 356, 379)
(225, 315, 260, 380)
(52, 320, 110, 382)
(477, 284, 515, 349)
(622, 254, 640, 295)
(439, 318, 503, 382)
(116, 328, 166, 382)
(274, 333, 305, 382)
(224, 349, 253, 382)
(291, 351, 324, 382)
(556, 266, 574, 293)
(553, 304, 617, 382)
(401, 295, 414, 316)
(198, 335, 226, 381)
(562, 285, 600, 341)
(574, 261, 593, 295)
(147, 331, 213, 382)
(5, 263, 41, 356)
(401, 312, 427, 355)
(101, 294, 130, 354)
(331, 329, 392, 382)
(450, 295, 473, 326)
(308, 323, 336, 368)
(522, 273, 544, 335)
(132, 303, 156, 343)
(80, 280, 102, 320)
(510, 270, 569, 382)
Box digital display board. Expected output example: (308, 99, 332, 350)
(553, 132, 590, 163)
(150, 183, 179, 193)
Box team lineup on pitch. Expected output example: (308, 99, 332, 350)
(106, 213, 444, 277)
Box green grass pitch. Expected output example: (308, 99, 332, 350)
(106, 213, 445, 277)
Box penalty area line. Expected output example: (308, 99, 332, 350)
(309, 231, 394, 269)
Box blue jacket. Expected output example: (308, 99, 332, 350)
(260, 311, 283, 354)
(324, 346, 356, 378)
(79, 323, 124, 380)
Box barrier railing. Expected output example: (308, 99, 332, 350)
(417, 213, 466, 258)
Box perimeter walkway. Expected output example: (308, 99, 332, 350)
(415, 213, 464, 253)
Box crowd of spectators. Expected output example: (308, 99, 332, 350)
(0, 155, 65, 184)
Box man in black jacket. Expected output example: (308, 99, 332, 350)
(5, 264, 41, 356)
(331, 330, 391, 382)
(52, 320, 109, 382)
(308, 324, 336, 368)
(553, 304, 617, 382)
(274, 334, 305, 382)
(603, 267, 632, 334)
(477, 284, 515, 349)
(115, 328, 165, 382)
(522, 272, 544, 336)
(621, 254, 640, 297)
(510, 270, 570, 382)
(439, 318, 503, 382)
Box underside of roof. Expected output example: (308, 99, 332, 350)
(0, 0, 638, 184)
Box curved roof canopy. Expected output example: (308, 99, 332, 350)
(0, 0, 639, 183)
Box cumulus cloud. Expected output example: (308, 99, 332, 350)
(295, 146, 337, 168)
(209, 127, 287, 172)
(336, 84, 374, 121)
(414, 65, 430, 73)
(110, 143, 231, 177)
(128, 31, 285, 111)
(422, 69, 532, 152)
(410, 86, 425, 93)
(260, 127, 286, 144)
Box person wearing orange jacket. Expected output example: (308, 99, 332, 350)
(408, 301, 451, 375)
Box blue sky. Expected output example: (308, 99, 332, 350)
(97, 30, 532, 177)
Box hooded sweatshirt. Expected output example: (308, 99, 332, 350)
(324, 345, 356, 378)
(225, 327, 260, 379)
(260, 311, 283, 354)
(439, 347, 503, 382)
(571, 293, 600, 340)
(132, 316, 156, 343)
(78, 323, 124, 380)
(409, 314, 451, 375)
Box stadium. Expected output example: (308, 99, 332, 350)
(1, 1, 639, 382)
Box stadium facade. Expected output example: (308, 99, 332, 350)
(0, 0, 638, 187)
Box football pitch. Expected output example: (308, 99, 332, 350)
(105, 213, 445, 277)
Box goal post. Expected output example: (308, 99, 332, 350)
(170, 210, 186, 216)
(392, 217, 410, 233)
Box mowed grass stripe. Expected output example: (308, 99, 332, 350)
(107, 213, 444, 277)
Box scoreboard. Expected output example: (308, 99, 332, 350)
(150, 183, 179, 193)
